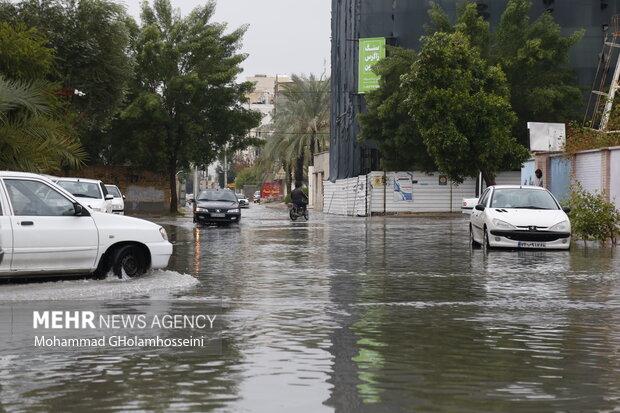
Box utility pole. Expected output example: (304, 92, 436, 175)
(600, 54, 620, 130)
(223, 145, 228, 189)
(193, 164, 199, 196)
(585, 15, 620, 130)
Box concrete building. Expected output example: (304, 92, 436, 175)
(330, 0, 620, 180)
(206, 74, 293, 189)
(246, 74, 276, 104)
(239, 74, 293, 165)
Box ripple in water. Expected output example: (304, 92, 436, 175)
(0, 270, 199, 301)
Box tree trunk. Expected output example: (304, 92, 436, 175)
(309, 133, 316, 166)
(169, 167, 178, 214)
(284, 161, 292, 194)
(294, 152, 305, 184)
(481, 170, 496, 187)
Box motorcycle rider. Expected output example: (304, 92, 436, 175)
(291, 181, 308, 212)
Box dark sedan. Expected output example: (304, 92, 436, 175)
(193, 189, 241, 225)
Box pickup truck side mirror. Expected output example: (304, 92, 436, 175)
(475, 204, 485, 211)
(105, 194, 114, 201)
(74, 203, 87, 216)
(122, 195, 126, 200)
(562, 206, 571, 213)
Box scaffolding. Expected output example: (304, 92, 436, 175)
(584, 15, 620, 131)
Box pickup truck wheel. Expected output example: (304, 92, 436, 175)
(112, 245, 147, 278)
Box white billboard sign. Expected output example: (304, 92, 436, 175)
(527, 122, 566, 152)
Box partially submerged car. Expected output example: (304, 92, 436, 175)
(193, 189, 241, 225)
(55, 177, 113, 213)
(105, 184, 125, 215)
(0, 172, 172, 278)
(469, 185, 571, 250)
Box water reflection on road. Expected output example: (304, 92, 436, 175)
(0, 205, 619, 412)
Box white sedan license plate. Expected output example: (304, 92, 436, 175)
(518, 241, 546, 249)
(211, 213, 225, 218)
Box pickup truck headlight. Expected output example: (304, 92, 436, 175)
(159, 227, 168, 241)
(549, 220, 570, 232)
(228, 208, 240, 213)
(492, 218, 516, 230)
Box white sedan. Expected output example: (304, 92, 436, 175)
(469, 185, 571, 250)
(0, 172, 172, 278)
(105, 184, 125, 214)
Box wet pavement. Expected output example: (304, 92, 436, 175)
(1, 204, 619, 412)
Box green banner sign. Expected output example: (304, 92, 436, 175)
(358, 37, 386, 94)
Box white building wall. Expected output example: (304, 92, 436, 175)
(494, 171, 522, 186)
(574, 151, 603, 193)
(366, 171, 477, 214)
(323, 170, 523, 216)
(609, 147, 620, 211)
(323, 176, 367, 216)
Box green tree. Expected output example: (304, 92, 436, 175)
(403, 31, 528, 185)
(494, 0, 583, 145)
(111, 0, 260, 212)
(359, 46, 435, 171)
(0, 0, 134, 158)
(234, 164, 266, 189)
(362, 0, 582, 181)
(0, 22, 53, 80)
(0, 76, 85, 171)
(0, 21, 85, 172)
(426, 0, 583, 145)
(268, 74, 330, 184)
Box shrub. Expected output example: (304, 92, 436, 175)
(568, 184, 620, 245)
(566, 122, 620, 154)
(234, 165, 265, 189)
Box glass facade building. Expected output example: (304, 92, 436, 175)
(330, 0, 620, 180)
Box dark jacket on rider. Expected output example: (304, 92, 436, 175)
(291, 187, 308, 207)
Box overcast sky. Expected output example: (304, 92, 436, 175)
(121, 0, 331, 79)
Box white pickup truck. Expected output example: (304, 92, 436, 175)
(0, 172, 172, 279)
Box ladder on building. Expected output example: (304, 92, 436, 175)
(584, 15, 620, 131)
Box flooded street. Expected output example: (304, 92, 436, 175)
(1, 204, 619, 412)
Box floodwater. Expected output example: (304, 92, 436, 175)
(0, 205, 619, 412)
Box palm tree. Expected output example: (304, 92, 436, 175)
(268, 74, 330, 184)
(0, 76, 85, 172)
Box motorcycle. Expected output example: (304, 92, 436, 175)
(289, 204, 309, 221)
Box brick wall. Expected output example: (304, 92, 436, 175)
(67, 166, 170, 214)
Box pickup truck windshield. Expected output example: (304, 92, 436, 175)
(57, 181, 101, 199)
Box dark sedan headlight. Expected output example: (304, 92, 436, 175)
(228, 208, 240, 213)
(195, 207, 208, 212)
